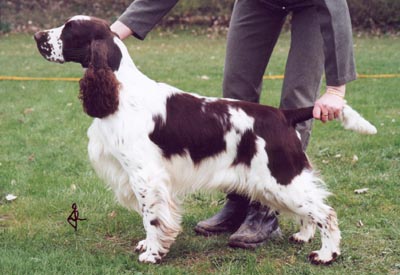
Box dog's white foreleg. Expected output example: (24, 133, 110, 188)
(129, 169, 181, 264)
(87, 124, 139, 212)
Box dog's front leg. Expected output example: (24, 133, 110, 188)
(129, 170, 181, 264)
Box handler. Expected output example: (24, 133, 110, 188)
(111, 0, 356, 249)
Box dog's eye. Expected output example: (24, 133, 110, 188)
(62, 21, 87, 42)
(64, 21, 74, 30)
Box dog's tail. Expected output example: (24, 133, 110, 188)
(282, 104, 377, 135)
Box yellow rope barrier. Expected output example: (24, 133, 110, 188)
(0, 76, 80, 82)
(263, 75, 284, 80)
(262, 74, 400, 80)
(0, 74, 399, 82)
(356, 73, 400, 79)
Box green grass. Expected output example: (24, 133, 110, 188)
(0, 31, 399, 275)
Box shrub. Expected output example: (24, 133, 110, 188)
(348, 0, 400, 32)
(1, 0, 398, 33)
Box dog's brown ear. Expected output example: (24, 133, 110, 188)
(79, 40, 120, 118)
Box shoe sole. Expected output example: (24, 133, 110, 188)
(194, 225, 230, 236)
(228, 240, 265, 249)
(228, 227, 283, 249)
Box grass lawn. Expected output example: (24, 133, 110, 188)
(0, 31, 399, 275)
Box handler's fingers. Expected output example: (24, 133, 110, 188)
(313, 105, 322, 120)
(333, 109, 341, 119)
(321, 112, 328, 123)
(319, 105, 329, 123)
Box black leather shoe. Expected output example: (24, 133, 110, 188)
(194, 194, 249, 236)
(228, 202, 281, 249)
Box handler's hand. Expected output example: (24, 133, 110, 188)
(110, 21, 132, 40)
(313, 85, 346, 123)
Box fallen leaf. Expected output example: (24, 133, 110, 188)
(23, 108, 34, 115)
(30, 257, 41, 263)
(6, 194, 17, 201)
(108, 211, 117, 218)
(28, 153, 35, 161)
(354, 188, 369, 194)
(352, 155, 359, 164)
(70, 184, 77, 192)
(105, 236, 115, 241)
(0, 215, 11, 222)
(210, 200, 219, 207)
(357, 220, 364, 227)
(200, 75, 210, 80)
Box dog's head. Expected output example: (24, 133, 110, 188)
(34, 15, 122, 71)
(34, 16, 122, 118)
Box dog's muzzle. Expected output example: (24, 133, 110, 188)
(34, 31, 64, 63)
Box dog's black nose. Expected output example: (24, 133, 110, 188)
(34, 31, 45, 42)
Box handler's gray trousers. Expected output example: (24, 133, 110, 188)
(223, 0, 324, 149)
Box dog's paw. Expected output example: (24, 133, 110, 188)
(139, 250, 162, 264)
(135, 240, 147, 253)
(289, 232, 312, 244)
(308, 250, 339, 265)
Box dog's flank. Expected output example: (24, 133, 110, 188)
(34, 15, 377, 265)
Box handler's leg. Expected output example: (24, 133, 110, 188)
(280, 5, 324, 150)
(196, 0, 286, 249)
(223, 0, 286, 103)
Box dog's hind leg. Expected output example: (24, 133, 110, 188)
(129, 170, 181, 264)
(293, 194, 341, 264)
(289, 217, 316, 243)
(291, 207, 341, 264)
(261, 171, 341, 264)
(308, 208, 341, 265)
(289, 205, 340, 265)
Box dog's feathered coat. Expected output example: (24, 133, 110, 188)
(34, 15, 377, 265)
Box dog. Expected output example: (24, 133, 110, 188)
(34, 15, 377, 265)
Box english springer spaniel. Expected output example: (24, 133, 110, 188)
(34, 16, 377, 265)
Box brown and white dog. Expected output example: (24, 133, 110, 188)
(34, 16, 377, 265)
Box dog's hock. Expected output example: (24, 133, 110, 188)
(339, 105, 377, 135)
